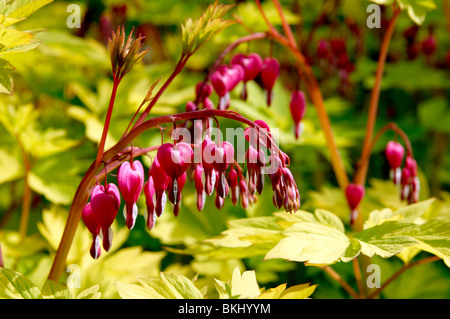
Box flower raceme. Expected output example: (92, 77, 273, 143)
(384, 140, 420, 204)
(82, 118, 302, 259)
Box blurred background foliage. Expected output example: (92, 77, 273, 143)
(0, 0, 449, 299)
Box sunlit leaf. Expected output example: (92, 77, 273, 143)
(0, 268, 42, 299)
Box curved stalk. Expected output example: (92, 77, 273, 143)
(352, 6, 401, 231)
(256, 0, 349, 191)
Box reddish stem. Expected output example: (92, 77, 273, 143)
(94, 78, 120, 168)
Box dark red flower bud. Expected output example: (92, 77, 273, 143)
(422, 34, 437, 56)
(260, 57, 280, 106)
(289, 90, 306, 139)
(345, 183, 364, 224)
(316, 40, 330, 60)
(227, 167, 239, 206)
(186, 101, 198, 112)
(195, 82, 213, 102)
(239, 179, 249, 209)
(330, 38, 346, 57)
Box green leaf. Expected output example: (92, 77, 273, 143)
(418, 97, 450, 133)
(0, 58, 14, 94)
(41, 280, 72, 299)
(355, 221, 418, 258)
(396, 0, 436, 25)
(0, 268, 42, 299)
(117, 273, 204, 299)
(181, 1, 234, 55)
(404, 216, 450, 267)
(229, 267, 261, 299)
(2, 0, 54, 19)
(265, 221, 351, 265)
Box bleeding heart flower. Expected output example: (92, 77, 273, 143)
(244, 120, 271, 148)
(90, 183, 120, 252)
(211, 141, 234, 198)
(260, 57, 280, 106)
(385, 141, 404, 185)
(227, 167, 239, 206)
(82, 202, 102, 259)
(211, 64, 245, 109)
(193, 164, 206, 211)
(149, 156, 169, 217)
(246, 145, 266, 195)
(118, 160, 144, 230)
(289, 90, 307, 139)
(144, 176, 156, 230)
(157, 142, 193, 179)
(345, 183, 365, 225)
(231, 53, 263, 100)
(167, 172, 187, 217)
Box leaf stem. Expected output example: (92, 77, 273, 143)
(353, 257, 366, 298)
(367, 255, 440, 299)
(352, 6, 401, 232)
(321, 265, 360, 299)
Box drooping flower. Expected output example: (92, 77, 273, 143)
(289, 90, 307, 139)
(90, 183, 121, 252)
(260, 57, 280, 106)
(167, 172, 187, 217)
(385, 141, 404, 185)
(210, 141, 235, 198)
(227, 167, 239, 206)
(82, 202, 102, 259)
(422, 34, 437, 56)
(401, 156, 420, 204)
(117, 160, 144, 230)
(211, 64, 245, 109)
(231, 53, 263, 100)
(149, 156, 169, 217)
(144, 176, 156, 230)
(345, 183, 365, 225)
(316, 39, 330, 60)
(246, 144, 266, 195)
(193, 164, 206, 211)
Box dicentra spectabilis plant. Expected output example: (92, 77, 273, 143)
(33, 0, 449, 301)
(47, 2, 301, 281)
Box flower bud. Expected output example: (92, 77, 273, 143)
(422, 34, 437, 56)
(345, 183, 364, 224)
(289, 90, 306, 139)
(144, 177, 156, 230)
(260, 57, 280, 106)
